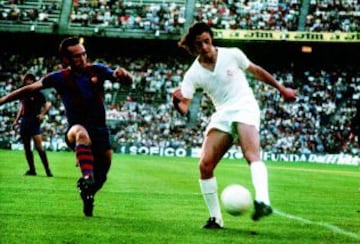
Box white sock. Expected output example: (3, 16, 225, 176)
(199, 177, 223, 226)
(250, 161, 271, 205)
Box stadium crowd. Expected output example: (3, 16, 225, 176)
(0, 0, 60, 23)
(0, 1, 359, 155)
(1, 0, 359, 32)
(194, 0, 359, 32)
(0, 52, 359, 155)
(306, 0, 359, 32)
(69, 0, 360, 32)
(194, 0, 301, 31)
(70, 0, 186, 34)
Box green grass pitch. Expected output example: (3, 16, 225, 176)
(0, 149, 359, 243)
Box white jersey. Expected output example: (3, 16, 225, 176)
(181, 47, 258, 112)
(181, 47, 260, 134)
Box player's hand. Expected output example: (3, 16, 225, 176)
(13, 121, 19, 129)
(37, 114, 45, 121)
(172, 88, 187, 115)
(281, 87, 296, 102)
(172, 87, 184, 103)
(115, 67, 133, 85)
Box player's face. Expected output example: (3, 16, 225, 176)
(23, 78, 34, 86)
(67, 44, 87, 69)
(193, 32, 213, 58)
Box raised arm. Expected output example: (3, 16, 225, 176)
(247, 63, 296, 101)
(0, 80, 44, 106)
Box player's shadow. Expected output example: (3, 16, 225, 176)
(221, 227, 285, 241)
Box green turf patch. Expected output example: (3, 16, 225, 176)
(0, 149, 359, 243)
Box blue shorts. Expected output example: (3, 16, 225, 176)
(20, 121, 41, 137)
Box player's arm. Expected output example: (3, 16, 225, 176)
(113, 67, 133, 85)
(0, 80, 44, 106)
(172, 87, 191, 116)
(13, 103, 24, 127)
(247, 63, 296, 101)
(38, 101, 52, 121)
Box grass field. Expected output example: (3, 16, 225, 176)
(0, 149, 359, 244)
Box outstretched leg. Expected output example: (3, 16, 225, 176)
(66, 125, 95, 217)
(237, 123, 272, 221)
(67, 125, 95, 181)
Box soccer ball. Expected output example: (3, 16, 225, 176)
(221, 184, 252, 216)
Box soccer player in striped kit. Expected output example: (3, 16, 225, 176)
(13, 73, 53, 177)
(173, 22, 296, 229)
(0, 36, 133, 217)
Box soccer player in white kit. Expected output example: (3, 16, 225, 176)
(173, 22, 296, 229)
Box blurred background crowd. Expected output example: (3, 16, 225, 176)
(1, 0, 358, 33)
(0, 0, 359, 155)
(0, 52, 358, 155)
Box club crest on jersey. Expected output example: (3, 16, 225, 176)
(227, 69, 234, 77)
(91, 76, 98, 84)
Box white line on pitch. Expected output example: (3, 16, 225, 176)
(274, 209, 360, 241)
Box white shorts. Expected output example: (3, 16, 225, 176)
(205, 107, 260, 139)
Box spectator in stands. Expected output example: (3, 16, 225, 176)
(306, 0, 359, 32)
(194, 0, 300, 31)
(349, 99, 360, 146)
(13, 73, 53, 177)
(69, 1, 185, 33)
(0, 36, 133, 217)
(0, 49, 359, 156)
(173, 22, 296, 229)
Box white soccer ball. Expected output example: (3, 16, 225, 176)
(221, 184, 252, 216)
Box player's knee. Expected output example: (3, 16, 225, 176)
(76, 130, 91, 145)
(243, 151, 260, 165)
(35, 145, 44, 152)
(199, 158, 215, 176)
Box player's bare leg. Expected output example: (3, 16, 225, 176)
(237, 123, 272, 221)
(199, 129, 232, 229)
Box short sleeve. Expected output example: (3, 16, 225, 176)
(41, 72, 58, 89)
(181, 71, 196, 99)
(232, 48, 250, 71)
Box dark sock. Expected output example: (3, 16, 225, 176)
(38, 150, 51, 173)
(25, 150, 35, 173)
(75, 144, 94, 180)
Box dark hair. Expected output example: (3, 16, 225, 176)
(59, 36, 81, 58)
(22, 73, 36, 86)
(23, 73, 36, 81)
(178, 22, 214, 55)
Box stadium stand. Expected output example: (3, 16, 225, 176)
(305, 0, 359, 32)
(194, 0, 301, 31)
(0, 0, 61, 24)
(0, 48, 359, 155)
(1, 0, 358, 34)
(69, 0, 186, 34)
(0, 1, 359, 156)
